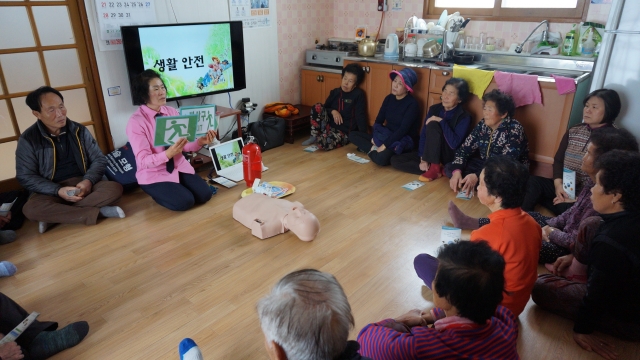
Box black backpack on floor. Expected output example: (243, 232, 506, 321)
(247, 117, 285, 152)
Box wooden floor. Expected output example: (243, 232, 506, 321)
(2, 133, 639, 359)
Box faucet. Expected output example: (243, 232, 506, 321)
(515, 20, 549, 53)
(440, 18, 455, 61)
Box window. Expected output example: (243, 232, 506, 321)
(426, 0, 589, 22)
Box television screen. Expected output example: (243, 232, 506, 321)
(121, 21, 246, 103)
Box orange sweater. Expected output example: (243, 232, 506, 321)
(471, 207, 541, 316)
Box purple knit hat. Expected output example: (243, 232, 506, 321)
(389, 68, 418, 93)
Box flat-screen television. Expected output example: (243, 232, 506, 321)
(121, 21, 246, 103)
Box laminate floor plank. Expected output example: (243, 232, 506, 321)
(1, 135, 638, 359)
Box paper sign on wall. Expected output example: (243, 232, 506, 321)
(180, 105, 218, 136)
(93, 0, 157, 51)
(229, 0, 272, 28)
(154, 115, 197, 147)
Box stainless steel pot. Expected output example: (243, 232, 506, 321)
(358, 37, 378, 57)
(422, 39, 442, 58)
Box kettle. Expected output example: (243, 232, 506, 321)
(384, 33, 399, 59)
(357, 36, 378, 57)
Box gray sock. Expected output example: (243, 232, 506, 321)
(301, 136, 316, 146)
(0, 230, 17, 245)
(29, 321, 89, 360)
(38, 222, 50, 234)
(99, 206, 125, 218)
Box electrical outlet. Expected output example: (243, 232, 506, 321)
(377, 0, 387, 11)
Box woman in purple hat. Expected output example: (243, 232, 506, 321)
(349, 68, 420, 166)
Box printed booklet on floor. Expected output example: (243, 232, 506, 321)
(402, 181, 425, 191)
(441, 226, 462, 244)
(347, 153, 370, 164)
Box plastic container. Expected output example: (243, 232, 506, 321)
(404, 34, 418, 57)
(562, 24, 577, 56)
(581, 28, 595, 58)
(242, 136, 262, 187)
(395, 27, 404, 44)
(577, 22, 603, 55)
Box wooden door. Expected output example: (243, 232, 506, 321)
(0, 0, 109, 190)
(366, 62, 393, 126)
(301, 70, 324, 106)
(429, 69, 452, 93)
(394, 65, 430, 128)
(322, 72, 342, 99)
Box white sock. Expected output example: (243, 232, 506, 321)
(38, 222, 50, 234)
(179, 338, 203, 360)
(99, 206, 125, 219)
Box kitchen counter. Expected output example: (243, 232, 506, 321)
(342, 52, 594, 84)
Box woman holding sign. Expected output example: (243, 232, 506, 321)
(126, 69, 216, 211)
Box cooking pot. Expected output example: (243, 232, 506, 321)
(422, 39, 442, 58)
(452, 52, 474, 64)
(358, 37, 378, 57)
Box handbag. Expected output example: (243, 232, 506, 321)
(104, 142, 138, 191)
(247, 117, 285, 152)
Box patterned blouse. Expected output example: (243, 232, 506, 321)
(450, 117, 529, 174)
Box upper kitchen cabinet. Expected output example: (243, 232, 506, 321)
(301, 69, 342, 106)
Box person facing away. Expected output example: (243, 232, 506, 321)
(16, 86, 125, 234)
(257, 269, 372, 360)
(415, 155, 541, 317)
(358, 241, 519, 360)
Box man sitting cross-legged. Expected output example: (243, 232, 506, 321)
(16, 86, 124, 233)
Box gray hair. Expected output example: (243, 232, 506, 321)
(257, 269, 354, 360)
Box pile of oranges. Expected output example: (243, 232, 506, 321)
(264, 103, 300, 118)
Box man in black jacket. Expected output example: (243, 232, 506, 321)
(16, 86, 124, 233)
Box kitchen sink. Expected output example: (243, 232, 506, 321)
(482, 67, 528, 74)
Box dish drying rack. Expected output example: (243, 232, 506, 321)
(401, 17, 459, 62)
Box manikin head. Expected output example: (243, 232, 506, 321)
(283, 206, 320, 241)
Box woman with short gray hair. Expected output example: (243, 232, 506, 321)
(257, 269, 371, 360)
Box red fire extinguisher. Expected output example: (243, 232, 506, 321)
(243, 136, 262, 187)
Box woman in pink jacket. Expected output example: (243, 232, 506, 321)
(126, 69, 216, 211)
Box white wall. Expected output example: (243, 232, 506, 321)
(83, 0, 280, 148)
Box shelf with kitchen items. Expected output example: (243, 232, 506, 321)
(401, 24, 459, 63)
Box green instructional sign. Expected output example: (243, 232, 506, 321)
(154, 115, 198, 147)
(180, 104, 218, 136)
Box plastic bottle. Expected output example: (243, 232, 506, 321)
(562, 24, 577, 56)
(242, 136, 262, 187)
(581, 28, 595, 58)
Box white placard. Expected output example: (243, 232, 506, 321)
(94, 0, 157, 51)
(229, 0, 272, 28)
(441, 226, 462, 244)
(563, 168, 576, 200)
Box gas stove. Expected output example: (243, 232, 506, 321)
(306, 48, 356, 68)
